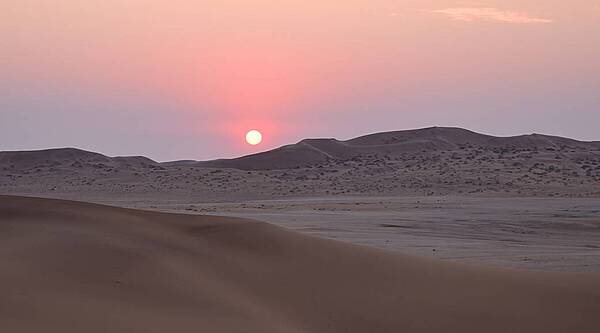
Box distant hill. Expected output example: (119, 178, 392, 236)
(2, 127, 600, 199)
(0, 148, 158, 171)
(192, 127, 600, 170)
(2, 128, 600, 171)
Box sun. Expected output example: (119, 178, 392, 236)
(245, 130, 263, 145)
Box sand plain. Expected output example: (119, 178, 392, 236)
(123, 196, 600, 272)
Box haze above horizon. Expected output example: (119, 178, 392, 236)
(1, 1, 599, 161)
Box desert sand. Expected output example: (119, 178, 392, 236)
(2, 128, 600, 201)
(1, 195, 600, 332)
(2, 127, 599, 271)
(152, 196, 600, 272)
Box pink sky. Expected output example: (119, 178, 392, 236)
(1, 1, 599, 161)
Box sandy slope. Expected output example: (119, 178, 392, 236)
(1, 196, 599, 332)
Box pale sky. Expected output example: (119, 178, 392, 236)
(1, 1, 599, 161)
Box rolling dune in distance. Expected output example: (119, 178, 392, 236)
(2, 127, 600, 201)
(1, 195, 599, 332)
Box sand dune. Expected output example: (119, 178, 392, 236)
(1, 195, 599, 332)
(0, 147, 157, 170)
(197, 126, 600, 170)
(4, 127, 599, 172)
(2, 127, 600, 200)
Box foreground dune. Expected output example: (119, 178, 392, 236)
(1, 196, 599, 332)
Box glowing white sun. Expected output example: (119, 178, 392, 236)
(245, 130, 263, 145)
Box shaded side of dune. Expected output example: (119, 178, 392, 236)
(1, 195, 599, 333)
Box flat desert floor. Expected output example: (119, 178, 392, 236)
(116, 196, 600, 272)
